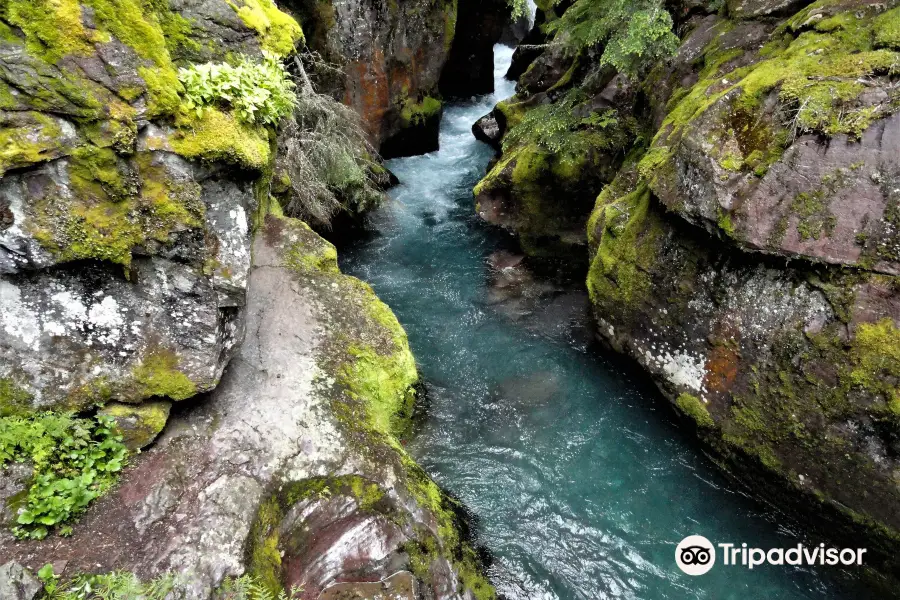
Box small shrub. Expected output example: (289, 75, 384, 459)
(0, 413, 128, 539)
(276, 54, 387, 227)
(178, 52, 297, 126)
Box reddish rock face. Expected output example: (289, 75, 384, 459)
(287, 0, 456, 155)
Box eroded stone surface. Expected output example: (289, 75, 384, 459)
(0, 218, 488, 600)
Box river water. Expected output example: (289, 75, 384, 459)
(339, 45, 869, 600)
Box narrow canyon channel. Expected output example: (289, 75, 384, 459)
(339, 45, 876, 600)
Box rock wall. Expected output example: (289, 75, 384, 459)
(482, 0, 900, 584)
(439, 0, 517, 98)
(0, 0, 301, 414)
(286, 0, 457, 157)
(0, 1, 495, 597)
(0, 214, 494, 600)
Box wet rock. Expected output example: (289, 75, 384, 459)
(379, 101, 443, 159)
(727, 0, 813, 19)
(473, 113, 502, 150)
(98, 401, 172, 451)
(0, 562, 42, 600)
(506, 12, 549, 81)
(0, 0, 290, 411)
(319, 571, 416, 600)
(0, 464, 32, 527)
(586, 168, 900, 577)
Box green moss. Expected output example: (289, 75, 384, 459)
(32, 149, 203, 266)
(69, 146, 135, 201)
(340, 342, 418, 437)
(660, 8, 900, 142)
(281, 220, 341, 274)
(874, 6, 900, 49)
(142, 0, 201, 58)
(246, 495, 283, 597)
(81, 0, 184, 116)
(849, 319, 900, 398)
(97, 401, 171, 450)
(586, 181, 664, 307)
(719, 152, 743, 172)
(400, 96, 442, 127)
(132, 349, 197, 401)
(676, 393, 715, 428)
(170, 108, 271, 170)
(228, 0, 304, 56)
(1, 0, 97, 62)
(0, 378, 33, 417)
(443, 0, 458, 51)
(718, 209, 736, 237)
(348, 476, 386, 511)
(0, 112, 65, 176)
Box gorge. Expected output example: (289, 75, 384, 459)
(0, 0, 899, 598)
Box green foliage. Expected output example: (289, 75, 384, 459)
(0, 413, 128, 539)
(40, 567, 177, 600)
(676, 393, 715, 428)
(507, 0, 530, 20)
(178, 52, 297, 126)
(545, 0, 678, 76)
(218, 575, 302, 600)
(502, 89, 626, 153)
(36, 567, 293, 600)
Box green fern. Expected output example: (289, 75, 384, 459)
(545, 0, 678, 76)
(502, 90, 630, 154)
(218, 575, 302, 600)
(39, 569, 176, 600)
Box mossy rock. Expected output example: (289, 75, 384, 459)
(98, 400, 172, 450)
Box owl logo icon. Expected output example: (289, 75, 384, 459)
(676, 535, 716, 575)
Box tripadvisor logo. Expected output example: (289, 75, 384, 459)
(676, 535, 716, 575)
(675, 535, 867, 575)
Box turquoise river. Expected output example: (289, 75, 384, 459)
(338, 44, 876, 600)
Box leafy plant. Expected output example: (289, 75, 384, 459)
(218, 575, 302, 600)
(502, 89, 630, 154)
(178, 52, 297, 126)
(545, 0, 679, 76)
(0, 413, 128, 539)
(38, 566, 178, 600)
(507, 0, 531, 20)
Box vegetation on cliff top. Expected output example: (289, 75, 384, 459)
(544, 0, 678, 75)
(178, 53, 298, 126)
